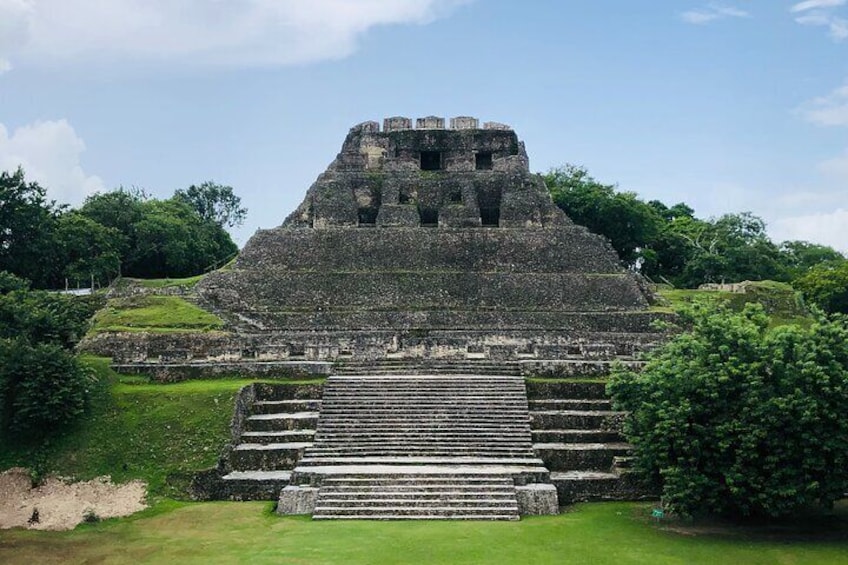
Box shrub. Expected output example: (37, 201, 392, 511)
(0, 340, 93, 439)
(608, 303, 848, 519)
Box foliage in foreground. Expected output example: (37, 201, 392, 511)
(0, 273, 101, 439)
(609, 303, 848, 519)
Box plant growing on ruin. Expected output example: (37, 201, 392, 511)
(608, 302, 848, 519)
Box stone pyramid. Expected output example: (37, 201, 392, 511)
(197, 115, 659, 369)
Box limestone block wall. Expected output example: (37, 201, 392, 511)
(232, 227, 622, 274)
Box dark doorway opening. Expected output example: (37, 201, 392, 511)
(358, 207, 378, 226)
(480, 207, 500, 227)
(475, 152, 493, 170)
(420, 151, 442, 171)
(419, 207, 439, 227)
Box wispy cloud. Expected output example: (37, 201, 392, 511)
(790, 0, 848, 40)
(680, 3, 750, 25)
(798, 81, 848, 126)
(0, 0, 469, 74)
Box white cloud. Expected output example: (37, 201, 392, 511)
(791, 0, 846, 13)
(0, 0, 468, 72)
(798, 81, 848, 126)
(790, 0, 848, 40)
(0, 119, 105, 206)
(680, 3, 750, 25)
(772, 209, 848, 252)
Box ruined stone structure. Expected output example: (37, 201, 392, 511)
(177, 117, 665, 518)
(194, 116, 660, 369)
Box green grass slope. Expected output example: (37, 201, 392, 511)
(0, 358, 242, 497)
(1, 501, 847, 565)
(89, 295, 224, 333)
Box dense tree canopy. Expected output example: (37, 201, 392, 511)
(608, 303, 848, 519)
(543, 164, 844, 291)
(0, 169, 244, 287)
(793, 259, 848, 314)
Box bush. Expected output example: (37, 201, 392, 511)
(0, 340, 93, 439)
(608, 303, 848, 519)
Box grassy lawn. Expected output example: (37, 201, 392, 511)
(89, 295, 224, 333)
(0, 358, 244, 498)
(1, 501, 846, 564)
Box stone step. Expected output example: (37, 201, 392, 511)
(531, 429, 622, 443)
(533, 442, 631, 471)
(528, 399, 612, 411)
(245, 412, 319, 432)
(252, 399, 321, 414)
(312, 511, 519, 520)
(550, 470, 651, 504)
(215, 470, 292, 501)
(298, 456, 545, 466)
(241, 430, 316, 443)
(230, 442, 313, 471)
(525, 380, 608, 400)
(529, 410, 623, 430)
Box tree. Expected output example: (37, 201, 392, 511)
(779, 241, 845, 281)
(544, 165, 662, 267)
(0, 279, 100, 440)
(608, 303, 848, 518)
(0, 168, 61, 287)
(126, 198, 237, 278)
(674, 213, 787, 287)
(174, 181, 247, 228)
(55, 212, 122, 285)
(793, 260, 848, 314)
(81, 187, 238, 279)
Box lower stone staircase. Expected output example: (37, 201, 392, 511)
(203, 383, 321, 500)
(527, 380, 647, 503)
(283, 375, 557, 520)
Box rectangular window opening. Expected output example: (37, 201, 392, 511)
(475, 152, 493, 170)
(358, 207, 378, 226)
(480, 207, 500, 227)
(420, 151, 442, 171)
(419, 207, 439, 227)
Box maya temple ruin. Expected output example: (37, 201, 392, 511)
(86, 116, 667, 520)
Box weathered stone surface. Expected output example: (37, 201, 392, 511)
(192, 117, 663, 365)
(277, 485, 319, 515)
(515, 484, 559, 515)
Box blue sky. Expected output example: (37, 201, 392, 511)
(1, 0, 846, 250)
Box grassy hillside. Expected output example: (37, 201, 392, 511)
(89, 295, 224, 333)
(0, 358, 246, 498)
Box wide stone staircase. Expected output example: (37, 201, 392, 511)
(283, 375, 557, 520)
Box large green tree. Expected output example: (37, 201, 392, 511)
(174, 181, 247, 228)
(608, 303, 848, 519)
(544, 165, 662, 267)
(793, 259, 848, 314)
(0, 168, 60, 287)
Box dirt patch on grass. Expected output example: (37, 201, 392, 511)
(0, 467, 147, 531)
